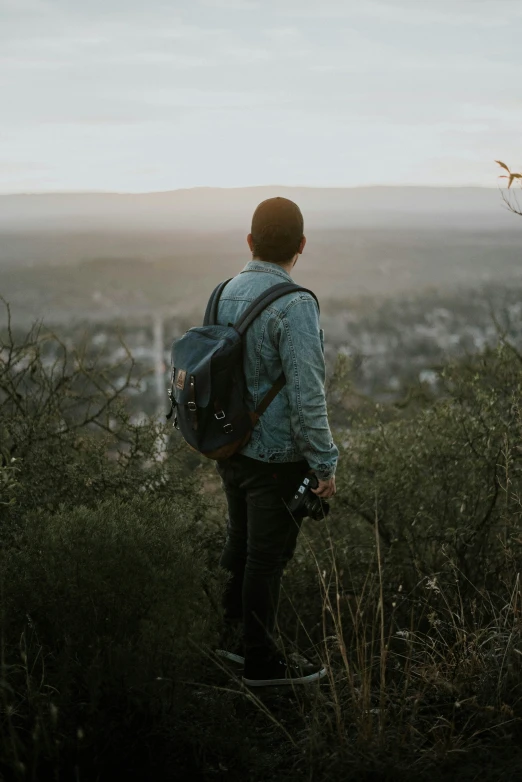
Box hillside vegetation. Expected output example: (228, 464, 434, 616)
(1, 298, 522, 781)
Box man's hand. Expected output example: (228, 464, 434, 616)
(311, 475, 336, 499)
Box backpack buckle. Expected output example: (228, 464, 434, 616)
(215, 410, 225, 420)
(187, 402, 197, 412)
(223, 423, 234, 434)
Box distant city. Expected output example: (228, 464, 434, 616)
(1, 186, 521, 423)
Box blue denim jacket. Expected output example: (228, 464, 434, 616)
(215, 260, 339, 480)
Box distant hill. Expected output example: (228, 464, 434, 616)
(1, 186, 519, 325)
(0, 186, 515, 231)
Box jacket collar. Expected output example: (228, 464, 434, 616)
(240, 260, 293, 282)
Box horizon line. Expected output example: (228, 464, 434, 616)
(0, 183, 503, 197)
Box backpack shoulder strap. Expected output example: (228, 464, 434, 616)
(203, 278, 232, 326)
(234, 283, 319, 336)
(252, 373, 287, 420)
(236, 282, 320, 420)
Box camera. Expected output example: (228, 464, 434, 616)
(287, 473, 330, 520)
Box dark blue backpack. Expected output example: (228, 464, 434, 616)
(166, 278, 318, 460)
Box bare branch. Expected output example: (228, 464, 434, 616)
(495, 160, 522, 216)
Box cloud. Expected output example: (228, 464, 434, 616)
(134, 87, 270, 110)
(359, 0, 522, 27)
(219, 46, 272, 62)
(265, 26, 302, 40)
(108, 52, 214, 67)
(0, 161, 48, 173)
(276, 0, 521, 27)
(198, 0, 259, 7)
(0, 0, 55, 13)
(1, 0, 521, 190)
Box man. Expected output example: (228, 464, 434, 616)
(215, 196, 338, 687)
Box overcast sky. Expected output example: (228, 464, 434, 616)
(1, 0, 521, 193)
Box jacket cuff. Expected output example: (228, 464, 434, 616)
(311, 464, 336, 481)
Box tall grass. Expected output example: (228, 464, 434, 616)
(247, 493, 522, 780)
(3, 304, 522, 779)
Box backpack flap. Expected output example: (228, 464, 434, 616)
(171, 334, 215, 410)
(171, 325, 239, 409)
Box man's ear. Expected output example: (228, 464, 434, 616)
(299, 235, 307, 254)
(247, 233, 254, 253)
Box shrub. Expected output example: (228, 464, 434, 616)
(0, 453, 20, 508)
(0, 493, 228, 779)
(285, 534, 522, 781)
(326, 340, 522, 591)
(4, 299, 522, 781)
(0, 300, 200, 539)
(272, 334, 522, 780)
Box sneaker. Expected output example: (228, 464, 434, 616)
(215, 625, 245, 666)
(242, 654, 326, 687)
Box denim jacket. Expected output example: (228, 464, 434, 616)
(215, 260, 339, 480)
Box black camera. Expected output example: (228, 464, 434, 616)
(287, 473, 330, 520)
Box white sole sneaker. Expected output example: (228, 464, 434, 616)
(243, 665, 327, 687)
(215, 648, 245, 665)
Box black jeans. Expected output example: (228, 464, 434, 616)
(216, 453, 309, 662)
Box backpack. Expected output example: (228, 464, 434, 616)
(166, 278, 319, 460)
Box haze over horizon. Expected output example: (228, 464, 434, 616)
(2, 0, 521, 194)
(1, 183, 506, 196)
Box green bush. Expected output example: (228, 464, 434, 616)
(4, 300, 522, 781)
(324, 340, 522, 590)
(0, 454, 20, 508)
(0, 308, 188, 519)
(271, 336, 522, 780)
(289, 553, 522, 781)
(0, 493, 228, 779)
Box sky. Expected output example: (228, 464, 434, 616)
(1, 0, 521, 193)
